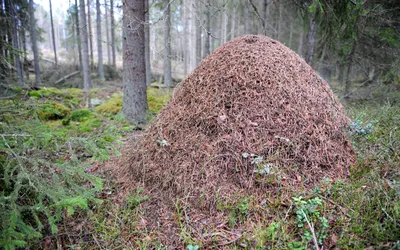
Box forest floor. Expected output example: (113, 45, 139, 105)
(1, 78, 400, 249)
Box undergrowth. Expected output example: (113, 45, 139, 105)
(0, 86, 140, 249)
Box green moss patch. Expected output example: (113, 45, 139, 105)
(37, 102, 71, 120)
(147, 88, 171, 114)
(71, 109, 93, 122)
(95, 93, 122, 115)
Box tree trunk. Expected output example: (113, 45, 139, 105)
(304, 14, 317, 66)
(0, 0, 3, 61)
(195, 1, 201, 65)
(183, 0, 187, 75)
(277, 0, 283, 41)
(144, 0, 151, 86)
(11, 1, 23, 85)
(188, 0, 196, 71)
(96, 0, 105, 81)
(230, 8, 235, 40)
(87, 0, 94, 70)
(344, 40, 356, 98)
(22, 27, 29, 80)
(110, 0, 116, 69)
(163, 0, 172, 87)
(4, 0, 12, 64)
(122, 0, 148, 124)
(105, 0, 111, 65)
(80, 0, 92, 107)
(74, 0, 82, 71)
(203, 0, 210, 58)
(244, 2, 250, 34)
(29, 0, 41, 87)
(298, 28, 304, 56)
(49, 0, 57, 66)
(288, 21, 293, 48)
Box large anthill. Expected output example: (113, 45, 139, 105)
(121, 35, 355, 246)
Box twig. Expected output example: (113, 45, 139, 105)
(301, 209, 320, 250)
(0, 133, 32, 137)
(316, 194, 354, 217)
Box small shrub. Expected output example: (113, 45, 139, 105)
(293, 196, 328, 245)
(71, 109, 93, 121)
(78, 118, 102, 133)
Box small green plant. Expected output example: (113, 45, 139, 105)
(254, 222, 280, 248)
(125, 187, 149, 209)
(70, 109, 93, 121)
(187, 244, 199, 250)
(293, 196, 328, 245)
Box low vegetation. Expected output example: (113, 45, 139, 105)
(0, 86, 171, 249)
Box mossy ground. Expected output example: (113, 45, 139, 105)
(95, 87, 171, 115)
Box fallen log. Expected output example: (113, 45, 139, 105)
(41, 58, 56, 64)
(55, 71, 80, 84)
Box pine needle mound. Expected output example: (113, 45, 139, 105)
(123, 35, 354, 219)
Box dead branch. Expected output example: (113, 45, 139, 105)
(55, 71, 80, 84)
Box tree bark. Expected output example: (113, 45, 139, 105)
(183, 0, 188, 75)
(75, 0, 82, 71)
(87, 0, 94, 70)
(304, 14, 317, 66)
(288, 21, 293, 48)
(4, 0, 12, 63)
(203, 0, 210, 58)
(49, 0, 57, 66)
(244, 2, 250, 34)
(163, 0, 172, 87)
(195, 1, 202, 65)
(122, 0, 148, 124)
(29, 0, 41, 87)
(80, 0, 92, 107)
(105, 0, 111, 65)
(11, 0, 23, 85)
(22, 27, 29, 80)
(144, 0, 151, 86)
(344, 40, 356, 98)
(0, 0, 3, 61)
(96, 0, 105, 81)
(298, 28, 304, 57)
(110, 0, 116, 69)
(277, 0, 283, 41)
(230, 8, 235, 40)
(188, 0, 196, 71)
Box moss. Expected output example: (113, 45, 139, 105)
(71, 109, 93, 121)
(95, 93, 122, 115)
(63, 88, 83, 99)
(147, 88, 171, 114)
(36, 87, 64, 97)
(37, 102, 71, 120)
(78, 118, 102, 133)
(95, 88, 171, 116)
(29, 91, 41, 99)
